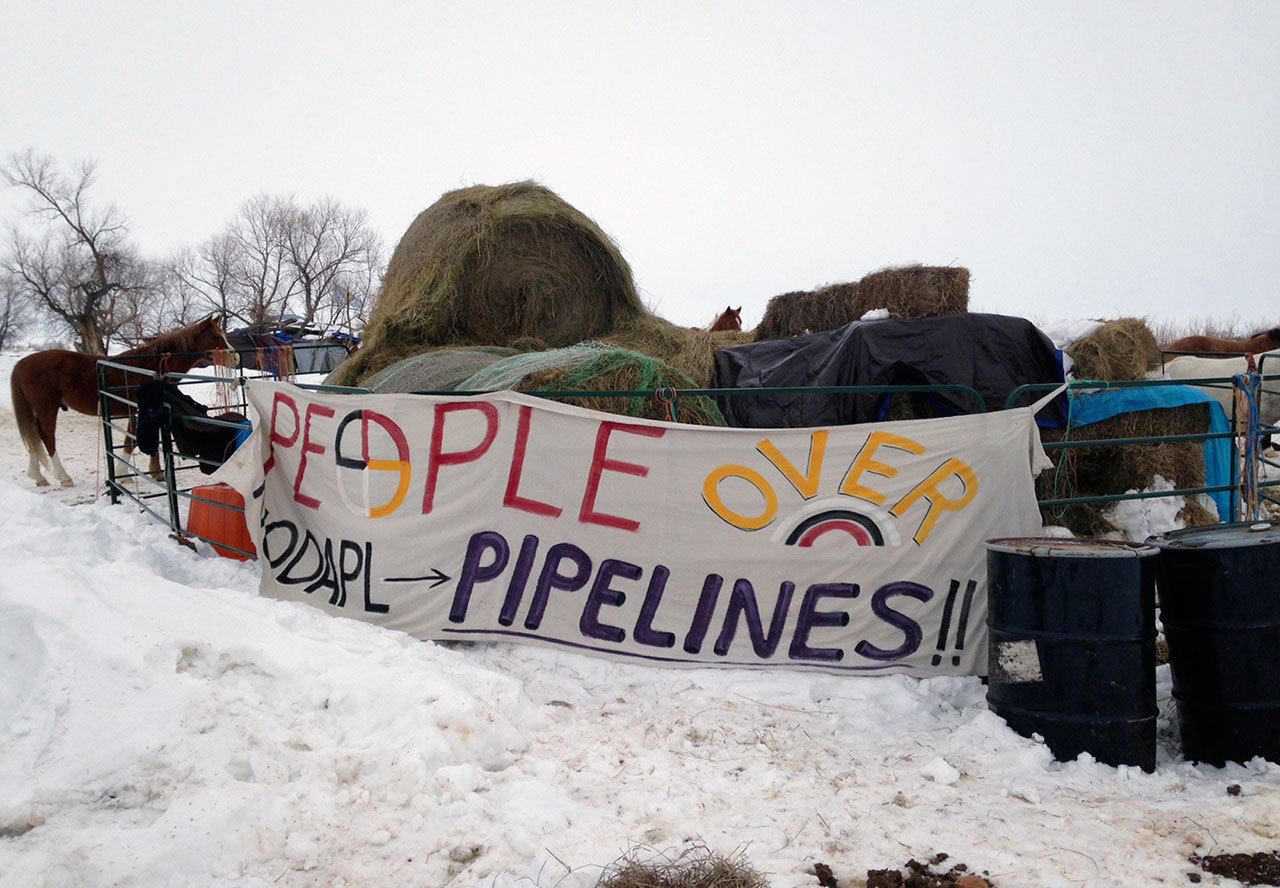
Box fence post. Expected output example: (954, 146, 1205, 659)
(160, 403, 183, 534)
(1235, 370, 1263, 523)
(97, 361, 120, 506)
(1229, 387, 1240, 524)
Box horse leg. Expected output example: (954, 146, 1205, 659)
(50, 453, 74, 488)
(26, 449, 50, 487)
(35, 404, 74, 488)
(149, 453, 163, 482)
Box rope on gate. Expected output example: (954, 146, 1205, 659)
(1234, 357, 1263, 522)
(655, 387, 679, 422)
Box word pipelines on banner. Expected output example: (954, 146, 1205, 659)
(448, 529, 976, 666)
(262, 393, 978, 545)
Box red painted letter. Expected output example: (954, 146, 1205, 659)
(579, 421, 666, 532)
(423, 402, 500, 514)
(263, 392, 300, 476)
(504, 404, 563, 518)
(294, 403, 335, 509)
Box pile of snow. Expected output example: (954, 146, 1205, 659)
(1101, 475, 1219, 542)
(1037, 319, 1103, 351)
(2, 483, 1279, 886)
(860, 308, 891, 321)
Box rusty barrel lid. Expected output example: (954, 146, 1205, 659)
(1148, 520, 1280, 551)
(986, 537, 1159, 559)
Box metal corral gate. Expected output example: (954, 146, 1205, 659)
(96, 356, 1280, 560)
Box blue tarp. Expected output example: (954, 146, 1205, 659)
(1067, 385, 1232, 521)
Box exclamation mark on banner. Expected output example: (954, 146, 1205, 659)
(950, 579, 977, 666)
(931, 579, 961, 666)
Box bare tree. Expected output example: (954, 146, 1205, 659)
(170, 193, 384, 337)
(228, 194, 296, 329)
(0, 272, 31, 350)
(167, 233, 241, 323)
(279, 196, 383, 333)
(2, 150, 148, 353)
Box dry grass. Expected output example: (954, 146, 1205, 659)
(755, 265, 969, 340)
(1064, 318, 1161, 381)
(329, 181, 759, 388)
(331, 181, 647, 385)
(523, 348, 727, 426)
(1038, 404, 1214, 536)
(596, 845, 769, 888)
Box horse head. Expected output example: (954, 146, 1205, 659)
(192, 313, 240, 369)
(710, 306, 744, 332)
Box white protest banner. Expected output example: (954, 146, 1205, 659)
(216, 381, 1053, 676)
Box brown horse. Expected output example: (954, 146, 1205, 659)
(1165, 326, 1280, 355)
(10, 315, 235, 488)
(706, 306, 743, 332)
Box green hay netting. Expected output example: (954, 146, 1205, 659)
(330, 181, 648, 386)
(457, 343, 612, 392)
(459, 345, 726, 426)
(361, 346, 518, 393)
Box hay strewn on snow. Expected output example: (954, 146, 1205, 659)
(1064, 318, 1161, 381)
(330, 181, 648, 385)
(754, 265, 969, 340)
(595, 845, 769, 888)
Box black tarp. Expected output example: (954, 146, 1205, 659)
(135, 379, 248, 474)
(709, 313, 1066, 429)
(226, 331, 350, 375)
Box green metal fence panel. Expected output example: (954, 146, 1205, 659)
(100, 356, 1275, 552)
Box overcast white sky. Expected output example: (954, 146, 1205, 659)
(2, 1, 1277, 328)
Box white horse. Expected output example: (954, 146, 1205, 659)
(1153, 348, 1280, 437)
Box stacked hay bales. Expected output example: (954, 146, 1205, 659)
(754, 265, 969, 341)
(1039, 321, 1219, 537)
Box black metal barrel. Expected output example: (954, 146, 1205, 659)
(985, 538, 1158, 771)
(1149, 521, 1280, 766)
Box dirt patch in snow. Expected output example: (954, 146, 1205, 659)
(814, 853, 995, 888)
(1191, 850, 1280, 885)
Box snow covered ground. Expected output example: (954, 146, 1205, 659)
(1, 482, 1278, 888)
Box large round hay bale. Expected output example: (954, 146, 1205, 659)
(1064, 318, 1161, 381)
(331, 181, 646, 385)
(457, 345, 726, 426)
(362, 346, 518, 393)
(755, 266, 968, 341)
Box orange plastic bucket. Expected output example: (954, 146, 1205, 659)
(187, 483, 255, 561)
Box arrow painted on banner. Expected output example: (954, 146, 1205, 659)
(383, 568, 451, 589)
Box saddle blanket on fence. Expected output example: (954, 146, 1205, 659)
(216, 381, 1055, 676)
